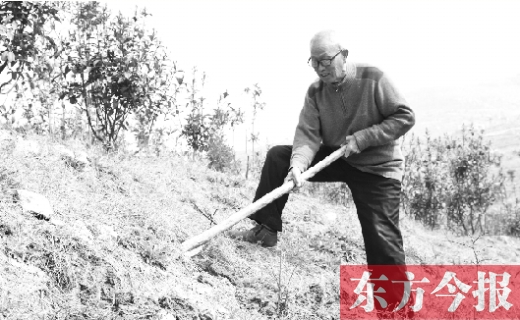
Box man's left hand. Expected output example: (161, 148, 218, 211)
(343, 135, 360, 157)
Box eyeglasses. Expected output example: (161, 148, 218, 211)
(308, 49, 348, 68)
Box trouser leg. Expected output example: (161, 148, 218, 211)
(344, 167, 407, 309)
(346, 172, 405, 265)
(248, 145, 292, 231)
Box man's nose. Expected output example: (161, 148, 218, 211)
(317, 63, 327, 72)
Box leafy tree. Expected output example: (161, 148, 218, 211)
(0, 1, 60, 94)
(59, 2, 177, 150)
(181, 68, 211, 154)
(402, 125, 504, 235)
(206, 92, 244, 172)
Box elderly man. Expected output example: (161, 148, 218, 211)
(233, 29, 415, 313)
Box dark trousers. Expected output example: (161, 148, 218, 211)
(249, 145, 405, 266)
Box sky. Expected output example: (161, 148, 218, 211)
(104, 0, 520, 152)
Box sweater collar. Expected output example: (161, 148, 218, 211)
(330, 61, 356, 91)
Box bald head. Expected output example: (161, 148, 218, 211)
(310, 30, 343, 53)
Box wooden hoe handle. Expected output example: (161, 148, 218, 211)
(181, 145, 348, 256)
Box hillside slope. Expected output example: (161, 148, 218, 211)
(1, 132, 519, 319)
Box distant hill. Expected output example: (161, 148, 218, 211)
(406, 76, 520, 138)
(406, 76, 520, 180)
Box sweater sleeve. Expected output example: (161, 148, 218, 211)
(353, 74, 415, 151)
(290, 92, 322, 172)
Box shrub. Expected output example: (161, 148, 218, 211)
(206, 135, 239, 173)
(402, 125, 505, 235)
(181, 69, 244, 158)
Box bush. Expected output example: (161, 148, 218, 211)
(402, 125, 506, 235)
(206, 135, 239, 173)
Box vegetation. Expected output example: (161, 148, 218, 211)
(401, 125, 519, 236)
(58, 2, 179, 150)
(1, 1, 244, 160)
(181, 67, 244, 165)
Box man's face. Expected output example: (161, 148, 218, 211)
(309, 42, 345, 84)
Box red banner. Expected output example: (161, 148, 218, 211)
(340, 265, 520, 319)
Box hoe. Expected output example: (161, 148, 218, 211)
(181, 145, 348, 257)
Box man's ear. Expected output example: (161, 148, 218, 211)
(341, 49, 349, 58)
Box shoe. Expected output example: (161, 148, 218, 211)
(229, 224, 278, 247)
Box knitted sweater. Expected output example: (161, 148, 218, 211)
(290, 61, 415, 181)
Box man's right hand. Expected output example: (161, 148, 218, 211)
(285, 166, 304, 190)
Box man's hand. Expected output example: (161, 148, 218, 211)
(343, 135, 360, 157)
(285, 166, 304, 191)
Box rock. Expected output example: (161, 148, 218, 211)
(15, 190, 53, 221)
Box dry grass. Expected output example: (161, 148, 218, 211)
(1, 131, 519, 319)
